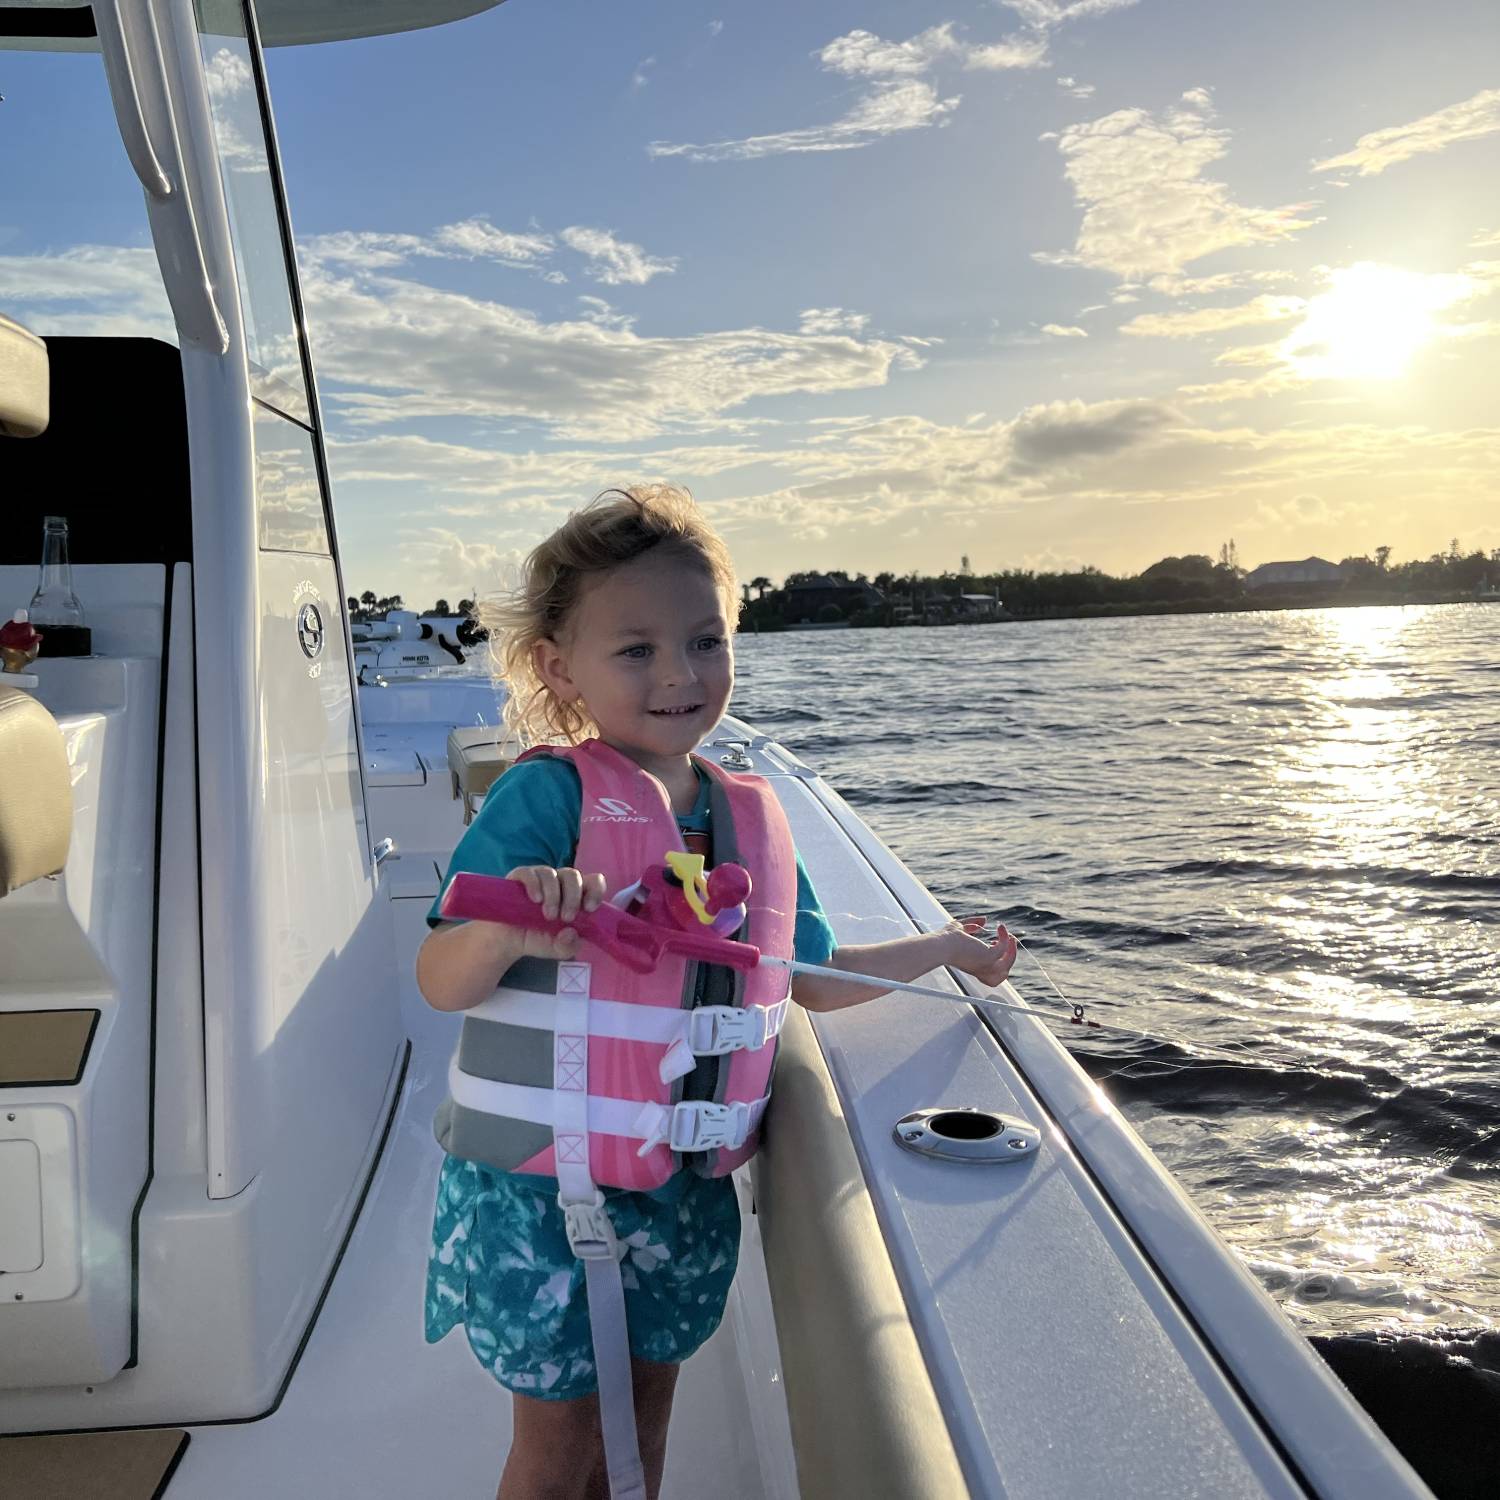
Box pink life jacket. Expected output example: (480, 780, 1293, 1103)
(436, 738, 797, 1190)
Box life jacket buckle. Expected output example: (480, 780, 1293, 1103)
(688, 998, 787, 1056)
(668, 1099, 752, 1153)
(560, 1190, 619, 1261)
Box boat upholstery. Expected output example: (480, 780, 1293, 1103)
(753, 1005, 969, 1499)
(0, 685, 71, 896)
(0, 312, 48, 439)
(446, 724, 520, 822)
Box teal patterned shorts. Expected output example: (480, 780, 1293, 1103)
(424, 1155, 742, 1401)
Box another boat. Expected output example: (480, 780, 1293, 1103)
(351, 609, 479, 681)
(0, 3, 1435, 1496)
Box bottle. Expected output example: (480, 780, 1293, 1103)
(29, 515, 91, 657)
(0, 608, 43, 675)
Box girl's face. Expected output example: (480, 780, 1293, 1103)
(536, 549, 734, 769)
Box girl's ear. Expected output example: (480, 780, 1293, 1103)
(533, 636, 580, 703)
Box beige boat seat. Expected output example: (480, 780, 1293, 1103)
(447, 725, 522, 823)
(0, 311, 49, 438)
(0, 686, 72, 896)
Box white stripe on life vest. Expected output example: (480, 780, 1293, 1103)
(470, 988, 789, 1053)
(446, 1058, 768, 1152)
(471, 989, 689, 1042)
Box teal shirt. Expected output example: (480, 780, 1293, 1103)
(428, 755, 837, 967)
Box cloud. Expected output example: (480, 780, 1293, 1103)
(1242, 490, 1359, 534)
(0, 245, 175, 340)
(820, 23, 1045, 77)
(203, 46, 252, 101)
(1038, 91, 1316, 280)
(305, 219, 678, 288)
(648, 19, 1054, 164)
(1313, 88, 1500, 178)
(965, 36, 1050, 69)
(819, 24, 963, 77)
(341, 395, 1187, 559)
(405, 527, 528, 591)
(648, 78, 961, 162)
(1212, 339, 1285, 367)
(202, 46, 268, 172)
(304, 219, 555, 274)
(558, 226, 677, 285)
(1147, 269, 1296, 297)
(1001, 0, 1139, 26)
(294, 251, 922, 441)
(1177, 369, 1301, 404)
(1057, 75, 1095, 100)
(1041, 323, 1088, 337)
(631, 56, 656, 90)
(799, 307, 870, 335)
(1120, 294, 1305, 338)
(1005, 396, 1177, 469)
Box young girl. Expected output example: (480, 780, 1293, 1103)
(417, 485, 1017, 1500)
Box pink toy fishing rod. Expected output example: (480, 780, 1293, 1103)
(439, 870, 1047, 1022)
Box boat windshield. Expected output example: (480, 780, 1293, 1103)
(0, 8, 175, 352)
(1, 1, 336, 558)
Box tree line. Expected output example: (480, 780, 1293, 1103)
(346, 590, 477, 622)
(347, 537, 1499, 632)
(739, 539, 1500, 629)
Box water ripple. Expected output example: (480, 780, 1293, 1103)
(734, 604, 1500, 1340)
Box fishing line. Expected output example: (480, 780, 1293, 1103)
(770, 901, 1267, 1073)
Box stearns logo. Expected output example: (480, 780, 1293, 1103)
(588, 796, 649, 824)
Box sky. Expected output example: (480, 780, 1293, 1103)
(6, 0, 1500, 603)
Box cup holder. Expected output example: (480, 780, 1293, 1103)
(894, 1106, 1040, 1163)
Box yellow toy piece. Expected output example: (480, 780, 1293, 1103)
(664, 849, 713, 924)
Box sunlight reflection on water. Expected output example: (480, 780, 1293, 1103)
(734, 603, 1500, 1336)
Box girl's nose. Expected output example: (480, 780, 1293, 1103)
(657, 649, 697, 687)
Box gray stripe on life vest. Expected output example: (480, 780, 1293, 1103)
(451, 955, 565, 1093)
(501, 956, 560, 993)
(434, 1095, 555, 1173)
(457, 1015, 554, 1087)
(686, 771, 751, 1173)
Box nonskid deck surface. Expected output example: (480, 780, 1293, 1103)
(169, 1026, 778, 1499)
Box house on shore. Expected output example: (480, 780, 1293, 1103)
(783, 574, 885, 622)
(1244, 558, 1344, 591)
(957, 591, 1004, 620)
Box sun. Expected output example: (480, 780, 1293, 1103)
(1282, 263, 1472, 381)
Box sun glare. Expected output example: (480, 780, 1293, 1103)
(1282, 263, 1473, 381)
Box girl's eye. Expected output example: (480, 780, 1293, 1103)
(694, 635, 725, 653)
(619, 644, 652, 660)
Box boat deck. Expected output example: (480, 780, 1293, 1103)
(169, 1006, 791, 1498)
(147, 712, 1427, 1499)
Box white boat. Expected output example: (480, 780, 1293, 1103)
(351, 610, 482, 682)
(0, 4, 1434, 1497)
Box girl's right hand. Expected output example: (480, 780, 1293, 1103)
(505, 865, 607, 960)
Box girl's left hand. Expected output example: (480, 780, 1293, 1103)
(939, 917, 1018, 988)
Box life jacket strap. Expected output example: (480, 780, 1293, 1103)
(632, 1096, 769, 1158)
(547, 959, 646, 1500)
(470, 989, 790, 1052)
(446, 1059, 771, 1159)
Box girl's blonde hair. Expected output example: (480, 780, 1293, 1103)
(483, 485, 739, 746)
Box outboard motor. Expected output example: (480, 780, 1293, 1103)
(352, 609, 470, 679)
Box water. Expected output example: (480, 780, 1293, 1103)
(733, 604, 1500, 1485)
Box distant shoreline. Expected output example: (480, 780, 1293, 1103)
(746, 591, 1497, 631)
